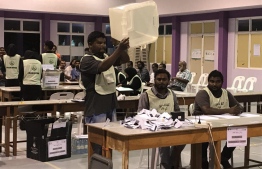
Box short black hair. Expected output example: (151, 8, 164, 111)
(159, 63, 166, 69)
(6, 44, 16, 56)
(44, 41, 54, 50)
(84, 47, 89, 52)
(154, 69, 170, 80)
(70, 59, 77, 66)
(152, 63, 158, 68)
(137, 61, 145, 67)
(87, 31, 106, 45)
(127, 61, 133, 66)
(208, 70, 223, 82)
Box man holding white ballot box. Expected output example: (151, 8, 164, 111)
(138, 69, 185, 169)
(80, 31, 129, 155)
(194, 70, 243, 169)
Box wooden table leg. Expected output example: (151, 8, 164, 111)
(122, 141, 129, 169)
(104, 131, 112, 160)
(13, 107, 18, 156)
(0, 115, 2, 152)
(88, 130, 94, 163)
(5, 107, 11, 156)
(244, 138, 250, 166)
(214, 141, 221, 169)
(191, 143, 202, 169)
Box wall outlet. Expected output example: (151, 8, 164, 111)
(194, 122, 212, 129)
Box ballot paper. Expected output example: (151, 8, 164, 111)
(122, 109, 183, 131)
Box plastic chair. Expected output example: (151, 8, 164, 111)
(191, 73, 208, 93)
(189, 103, 195, 116)
(238, 77, 257, 92)
(89, 154, 113, 169)
(50, 92, 75, 119)
(184, 72, 196, 92)
(74, 91, 86, 100)
(227, 76, 245, 92)
(50, 92, 75, 100)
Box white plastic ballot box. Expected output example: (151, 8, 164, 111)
(109, 1, 159, 48)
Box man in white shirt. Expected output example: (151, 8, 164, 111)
(147, 63, 158, 86)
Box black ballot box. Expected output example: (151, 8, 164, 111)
(25, 118, 72, 162)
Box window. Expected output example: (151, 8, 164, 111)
(236, 18, 262, 68)
(4, 19, 41, 55)
(158, 25, 164, 35)
(4, 20, 20, 30)
(58, 35, 70, 46)
(23, 21, 40, 31)
(165, 25, 172, 35)
(72, 23, 84, 33)
(58, 23, 70, 32)
(238, 20, 249, 32)
(105, 24, 111, 34)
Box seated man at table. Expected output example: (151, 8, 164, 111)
(138, 69, 185, 169)
(194, 70, 243, 169)
(170, 61, 191, 91)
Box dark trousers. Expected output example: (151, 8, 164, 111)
(202, 142, 235, 169)
(21, 85, 42, 101)
(5, 79, 19, 87)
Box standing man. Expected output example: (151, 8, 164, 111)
(171, 61, 191, 91)
(137, 61, 150, 83)
(138, 69, 185, 169)
(18, 50, 42, 101)
(1, 44, 21, 87)
(42, 41, 59, 69)
(194, 70, 243, 169)
(80, 31, 129, 154)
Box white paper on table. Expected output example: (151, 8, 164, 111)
(211, 114, 240, 119)
(227, 126, 247, 147)
(254, 44, 260, 56)
(239, 113, 260, 117)
(116, 87, 133, 92)
(199, 115, 220, 120)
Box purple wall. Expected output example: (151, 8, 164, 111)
(171, 16, 180, 77)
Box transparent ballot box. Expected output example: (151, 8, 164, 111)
(109, 1, 159, 48)
(42, 70, 61, 88)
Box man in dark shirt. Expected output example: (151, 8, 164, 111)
(194, 70, 243, 169)
(137, 61, 150, 82)
(80, 31, 129, 154)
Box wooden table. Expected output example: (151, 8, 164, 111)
(0, 85, 83, 101)
(0, 100, 85, 156)
(60, 81, 79, 85)
(88, 116, 262, 169)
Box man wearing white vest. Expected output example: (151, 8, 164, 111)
(80, 31, 129, 155)
(194, 70, 243, 169)
(138, 69, 185, 169)
(41, 41, 58, 69)
(1, 44, 21, 87)
(18, 50, 42, 101)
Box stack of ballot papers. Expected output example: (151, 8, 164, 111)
(121, 109, 183, 131)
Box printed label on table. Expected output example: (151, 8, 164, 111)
(48, 139, 67, 158)
(227, 126, 247, 147)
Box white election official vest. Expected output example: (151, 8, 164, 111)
(128, 75, 142, 92)
(3, 54, 21, 79)
(42, 53, 57, 68)
(204, 87, 229, 109)
(91, 54, 116, 95)
(146, 89, 174, 113)
(23, 59, 42, 85)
